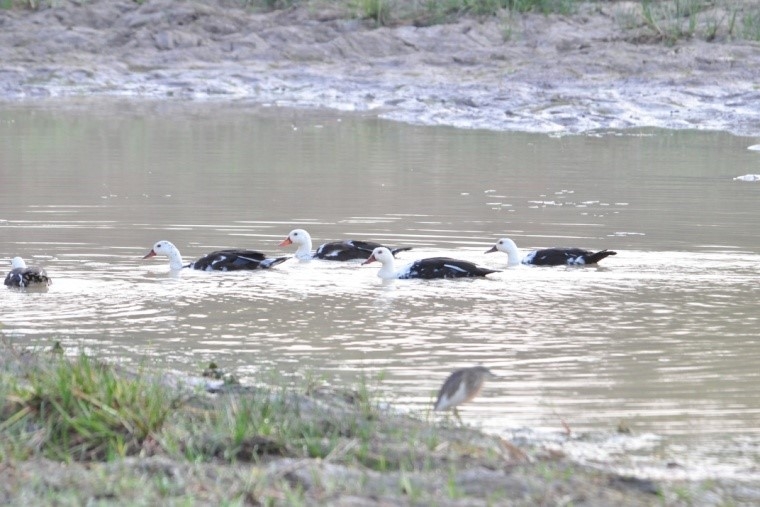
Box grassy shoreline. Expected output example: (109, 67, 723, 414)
(0, 340, 755, 505)
(2, 0, 760, 43)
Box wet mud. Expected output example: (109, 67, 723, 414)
(1, 0, 759, 135)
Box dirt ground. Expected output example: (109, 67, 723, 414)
(1, 0, 759, 135)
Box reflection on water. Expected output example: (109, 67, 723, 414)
(1, 100, 759, 480)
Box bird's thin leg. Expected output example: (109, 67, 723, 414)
(454, 407, 463, 426)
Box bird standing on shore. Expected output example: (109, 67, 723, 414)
(433, 366, 498, 423)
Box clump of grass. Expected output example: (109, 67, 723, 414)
(741, 9, 760, 40)
(166, 371, 389, 465)
(632, 0, 760, 43)
(0, 353, 176, 461)
(642, 0, 711, 42)
(159, 367, 479, 475)
(352, 0, 577, 27)
(358, 0, 393, 26)
(0, 0, 55, 9)
(508, 0, 576, 15)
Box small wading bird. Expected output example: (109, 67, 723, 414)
(280, 228, 412, 262)
(433, 366, 498, 423)
(143, 241, 289, 271)
(363, 247, 499, 280)
(4, 257, 52, 288)
(486, 237, 616, 266)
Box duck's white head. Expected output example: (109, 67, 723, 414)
(280, 229, 313, 260)
(362, 247, 397, 279)
(485, 238, 521, 266)
(143, 240, 183, 270)
(10, 256, 27, 269)
(362, 246, 395, 265)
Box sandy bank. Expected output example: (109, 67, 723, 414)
(1, 0, 759, 135)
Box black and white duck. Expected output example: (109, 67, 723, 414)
(362, 247, 499, 280)
(4, 257, 52, 288)
(143, 241, 289, 271)
(279, 228, 412, 262)
(486, 237, 616, 266)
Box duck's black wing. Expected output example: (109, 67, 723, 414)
(524, 248, 617, 266)
(315, 240, 411, 261)
(4, 267, 51, 287)
(189, 250, 282, 271)
(314, 241, 370, 261)
(401, 257, 499, 279)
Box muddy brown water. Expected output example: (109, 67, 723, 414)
(2, 99, 759, 481)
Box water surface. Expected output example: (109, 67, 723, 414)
(2, 99, 759, 481)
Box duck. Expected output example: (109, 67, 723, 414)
(279, 228, 412, 261)
(486, 237, 616, 266)
(142, 241, 290, 271)
(362, 247, 499, 280)
(4, 257, 52, 288)
(434, 366, 498, 422)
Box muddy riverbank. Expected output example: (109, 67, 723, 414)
(1, 0, 759, 135)
(1, 342, 757, 505)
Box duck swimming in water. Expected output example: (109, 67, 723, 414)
(143, 241, 289, 271)
(4, 257, 52, 288)
(363, 247, 499, 280)
(280, 228, 412, 262)
(486, 237, 616, 266)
